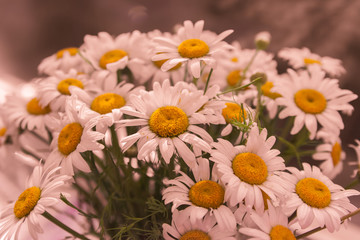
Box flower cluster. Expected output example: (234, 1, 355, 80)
(0, 20, 359, 240)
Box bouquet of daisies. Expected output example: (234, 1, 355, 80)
(0, 20, 360, 240)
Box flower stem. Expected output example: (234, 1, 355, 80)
(42, 211, 90, 240)
(203, 68, 213, 94)
(296, 207, 360, 239)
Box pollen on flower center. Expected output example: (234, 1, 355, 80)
(0, 127, 7, 137)
(58, 122, 83, 156)
(26, 98, 51, 115)
(149, 106, 189, 138)
(188, 180, 225, 209)
(232, 152, 268, 185)
(178, 39, 209, 59)
(296, 177, 331, 208)
(99, 49, 128, 69)
(261, 81, 282, 99)
(304, 58, 322, 65)
(180, 230, 210, 240)
(226, 70, 242, 86)
(294, 89, 327, 114)
(57, 78, 84, 95)
(56, 47, 78, 59)
(91, 93, 126, 114)
(331, 142, 342, 166)
(269, 225, 296, 240)
(14, 186, 41, 219)
(222, 102, 247, 123)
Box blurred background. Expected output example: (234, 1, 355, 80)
(0, 0, 359, 237)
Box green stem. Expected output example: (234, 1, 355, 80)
(241, 49, 259, 79)
(254, 84, 262, 125)
(277, 136, 303, 170)
(42, 211, 90, 240)
(60, 194, 97, 218)
(345, 177, 360, 189)
(203, 68, 213, 95)
(217, 77, 261, 96)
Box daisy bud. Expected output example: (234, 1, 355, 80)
(255, 31, 271, 50)
(251, 72, 267, 87)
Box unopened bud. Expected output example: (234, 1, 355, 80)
(255, 31, 271, 50)
(251, 72, 267, 86)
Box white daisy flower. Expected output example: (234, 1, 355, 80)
(210, 126, 286, 212)
(70, 70, 141, 133)
(313, 130, 345, 180)
(46, 97, 104, 176)
(274, 67, 358, 139)
(162, 158, 237, 230)
(1, 92, 52, 131)
(163, 209, 236, 240)
(118, 79, 213, 167)
(0, 162, 71, 240)
(211, 41, 277, 90)
(239, 201, 297, 240)
(282, 163, 360, 232)
(278, 47, 346, 77)
(219, 94, 255, 137)
(37, 69, 98, 112)
(152, 20, 233, 78)
(82, 31, 146, 72)
(38, 47, 93, 75)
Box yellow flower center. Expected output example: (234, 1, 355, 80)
(0, 127, 7, 137)
(178, 39, 209, 59)
(149, 106, 189, 138)
(26, 98, 51, 115)
(222, 102, 247, 123)
(14, 186, 41, 219)
(232, 152, 268, 185)
(58, 122, 83, 156)
(188, 180, 224, 209)
(91, 93, 126, 114)
(304, 58, 322, 65)
(180, 230, 210, 240)
(99, 49, 128, 69)
(331, 142, 342, 166)
(261, 81, 282, 99)
(231, 57, 238, 62)
(296, 177, 331, 208)
(269, 225, 296, 240)
(57, 78, 84, 95)
(294, 89, 327, 114)
(226, 70, 241, 86)
(56, 47, 78, 59)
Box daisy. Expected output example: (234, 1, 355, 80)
(38, 46, 93, 75)
(162, 158, 237, 230)
(239, 201, 297, 240)
(278, 47, 346, 77)
(0, 162, 71, 240)
(37, 69, 98, 112)
(163, 209, 236, 240)
(274, 67, 358, 139)
(1, 88, 53, 131)
(313, 130, 345, 179)
(46, 97, 104, 176)
(117, 79, 213, 167)
(219, 93, 255, 137)
(210, 126, 286, 213)
(152, 20, 233, 78)
(282, 163, 360, 232)
(81, 31, 147, 72)
(70, 70, 141, 133)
